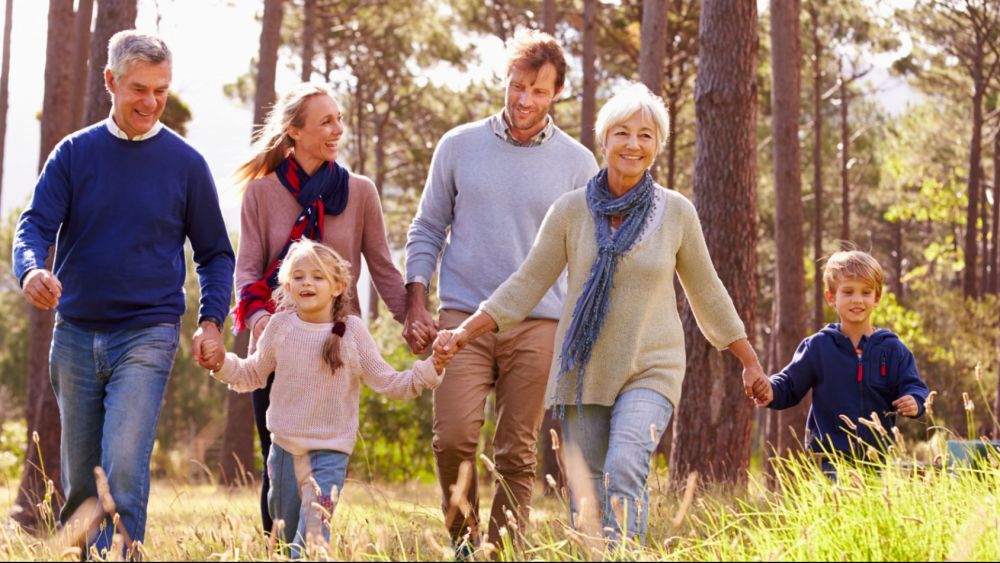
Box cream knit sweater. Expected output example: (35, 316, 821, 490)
(213, 312, 441, 455)
(480, 186, 746, 409)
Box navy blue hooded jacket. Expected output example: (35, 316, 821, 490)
(768, 324, 929, 455)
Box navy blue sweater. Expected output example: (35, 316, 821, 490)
(768, 324, 929, 456)
(12, 123, 235, 330)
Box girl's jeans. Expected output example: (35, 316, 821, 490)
(562, 388, 674, 545)
(267, 442, 348, 557)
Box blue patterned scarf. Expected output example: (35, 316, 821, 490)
(557, 168, 656, 414)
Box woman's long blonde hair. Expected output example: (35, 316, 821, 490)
(273, 239, 354, 372)
(234, 83, 339, 188)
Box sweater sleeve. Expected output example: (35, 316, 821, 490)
(358, 178, 408, 323)
(405, 136, 455, 285)
(894, 344, 929, 417)
(12, 138, 73, 285)
(479, 195, 570, 332)
(769, 337, 819, 410)
(184, 154, 235, 323)
(235, 180, 271, 330)
(350, 317, 442, 399)
(212, 313, 283, 392)
(674, 196, 747, 350)
(235, 180, 269, 295)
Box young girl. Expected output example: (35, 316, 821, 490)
(204, 238, 444, 554)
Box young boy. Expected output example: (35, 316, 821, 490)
(762, 250, 929, 458)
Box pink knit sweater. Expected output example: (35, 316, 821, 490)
(213, 312, 441, 455)
(236, 173, 408, 330)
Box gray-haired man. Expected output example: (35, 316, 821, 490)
(12, 31, 233, 554)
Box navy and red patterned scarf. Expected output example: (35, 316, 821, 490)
(232, 156, 350, 332)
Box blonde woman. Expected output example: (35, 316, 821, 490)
(232, 83, 435, 532)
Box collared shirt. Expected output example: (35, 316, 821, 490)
(490, 110, 555, 147)
(105, 116, 163, 141)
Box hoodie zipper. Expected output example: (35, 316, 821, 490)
(856, 345, 864, 416)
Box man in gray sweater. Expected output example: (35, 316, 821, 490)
(405, 29, 598, 552)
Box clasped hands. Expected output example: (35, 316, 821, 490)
(743, 363, 773, 407)
(193, 321, 226, 372)
(430, 328, 467, 373)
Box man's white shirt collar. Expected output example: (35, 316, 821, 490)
(105, 116, 163, 141)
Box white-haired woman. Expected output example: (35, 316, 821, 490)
(232, 83, 436, 533)
(434, 83, 769, 544)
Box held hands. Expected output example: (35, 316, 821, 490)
(193, 321, 226, 371)
(403, 283, 439, 354)
(432, 328, 469, 367)
(892, 395, 919, 417)
(742, 363, 773, 407)
(403, 303, 438, 354)
(21, 269, 62, 310)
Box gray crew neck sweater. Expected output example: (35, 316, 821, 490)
(406, 118, 599, 318)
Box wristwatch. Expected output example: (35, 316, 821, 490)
(199, 316, 223, 331)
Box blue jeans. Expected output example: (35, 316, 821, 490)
(49, 317, 178, 556)
(562, 388, 673, 545)
(267, 443, 348, 557)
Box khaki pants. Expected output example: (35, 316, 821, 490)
(433, 309, 557, 545)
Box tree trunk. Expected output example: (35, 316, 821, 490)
(995, 327, 1000, 439)
(639, 0, 666, 182)
(0, 0, 13, 206)
(219, 332, 255, 486)
(669, 0, 758, 485)
(253, 0, 284, 136)
(580, 0, 597, 152)
(541, 0, 556, 34)
(368, 111, 391, 322)
(13, 0, 76, 532)
(762, 303, 779, 484)
(891, 218, 904, 299)
(809, 2, 824, 329)
(83, 0, 137, 127)
(352, 73, 367, 175)
(666, 89, 678, 189)
(301, 0, 316, 81)
(962, 72, 984, 298)
(990, 126, 999, 295)
(639, 0, 666, 95)
(838, 58, 850, 248)
(980, 162, 989, 296)
(70, 0, 94, 129)
(769, 0, 807, 460)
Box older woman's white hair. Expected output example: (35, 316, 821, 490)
(594, 82, 670, 151)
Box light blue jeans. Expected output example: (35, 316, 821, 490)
(49, 316, 179, 556)
(562, 388, 673, 545)
(267, 443, 348, 558)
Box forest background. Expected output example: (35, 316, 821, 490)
(0, 0, 996, 539)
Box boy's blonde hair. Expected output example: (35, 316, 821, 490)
(273, 239, 353, 372)
(823, 250, 884, 299)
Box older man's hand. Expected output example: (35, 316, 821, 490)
(21, 269, 62, 310)
(193, 320, 225, 371)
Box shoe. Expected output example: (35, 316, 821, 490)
(452, 538, 476, 562)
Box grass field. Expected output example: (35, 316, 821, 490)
(0, 448, 997, 561)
